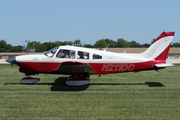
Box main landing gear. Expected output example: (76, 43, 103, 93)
(66, 74, 90, 86)
(20, 74, 90, 86)
(20, 75, 40, 84)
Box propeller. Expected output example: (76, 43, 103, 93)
(6, 57, 16, 66)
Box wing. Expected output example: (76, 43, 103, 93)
(56, 61, 94, 75)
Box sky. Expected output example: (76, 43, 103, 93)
(0, 0, 180, 46)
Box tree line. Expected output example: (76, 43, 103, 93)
(0, 38, 180, 52)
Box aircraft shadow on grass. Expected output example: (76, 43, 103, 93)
(4, 77, 164, 91)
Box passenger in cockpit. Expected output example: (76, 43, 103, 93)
(70, 51, 75, 59)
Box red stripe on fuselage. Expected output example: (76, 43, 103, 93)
(16, 60, 164, 75)
(16, 62, 60, 74)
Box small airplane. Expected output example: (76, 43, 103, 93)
(6, 31, 175, 86)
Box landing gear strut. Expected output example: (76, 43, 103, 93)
(66, 74, 90, 86)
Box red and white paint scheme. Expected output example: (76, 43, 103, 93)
(6, 32, 175, 86)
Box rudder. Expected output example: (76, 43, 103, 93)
(154, 43, 171, 61)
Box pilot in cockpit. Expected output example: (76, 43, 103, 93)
(62, 50, 69, 58)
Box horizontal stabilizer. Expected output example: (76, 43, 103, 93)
(155, 62, 174, 68)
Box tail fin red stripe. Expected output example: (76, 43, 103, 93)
(153, 32, 175, 44)
(155, 43, 171, 62)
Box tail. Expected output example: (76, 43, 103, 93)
(141, 31, 175, 62)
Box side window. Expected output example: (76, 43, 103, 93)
(93, 54, 102, 59)
(56, 49, 75, 59)
(78, 51, 89, 59)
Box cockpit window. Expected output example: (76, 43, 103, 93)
(56, 49, 75, 59)
(93, 54, 102, 59)
(44, 47, 59, 57)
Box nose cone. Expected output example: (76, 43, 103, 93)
(6, 57, 16, 64)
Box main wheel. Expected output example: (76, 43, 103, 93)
(20, 77, 40, 84)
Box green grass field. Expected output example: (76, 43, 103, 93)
(0, 64, 180, 120)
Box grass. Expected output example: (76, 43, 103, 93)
(0, 64, 180, 119)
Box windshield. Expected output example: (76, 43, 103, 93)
(44, 46, 59, 57)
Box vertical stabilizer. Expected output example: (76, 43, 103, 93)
(141, 32, 175, 62)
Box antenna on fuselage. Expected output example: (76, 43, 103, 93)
(123, 48, 129, 54)
(104, 44, 110, 51)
